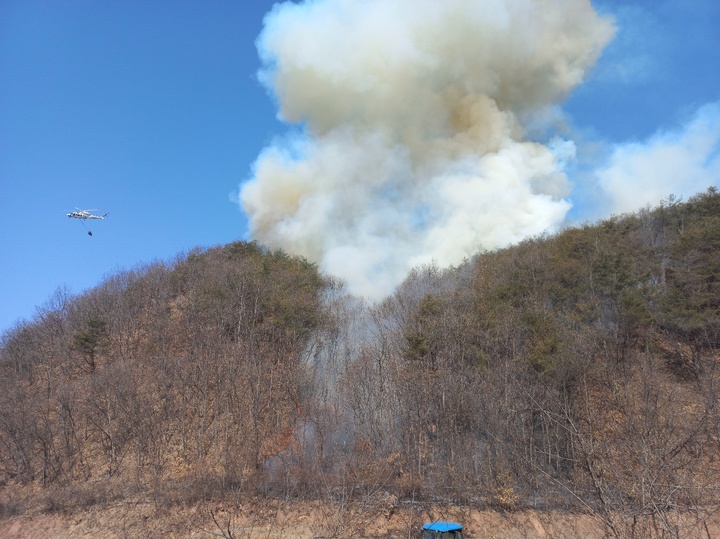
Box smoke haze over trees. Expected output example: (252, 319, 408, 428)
(2, 189, 719, 537)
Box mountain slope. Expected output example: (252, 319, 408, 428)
(1, 188, 719, 538)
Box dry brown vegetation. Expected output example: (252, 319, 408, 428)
(1, 492, 719, 538)
(1, 188, 720, 538)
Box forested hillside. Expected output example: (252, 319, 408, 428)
(1, 188, 719, 538)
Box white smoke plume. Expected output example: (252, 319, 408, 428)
(240, 0, 615, 299)
(595, 102, 720, 215)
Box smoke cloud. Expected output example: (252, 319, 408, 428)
(240, 0, 615, 299)
(595, 102, 720, 215)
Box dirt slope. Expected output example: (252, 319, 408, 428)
(0, 499, 619, 539)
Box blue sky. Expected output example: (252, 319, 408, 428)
(1, 0, 719, 333)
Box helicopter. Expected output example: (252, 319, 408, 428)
(67, 209, 108, 220)
(67, 209, 108, 236)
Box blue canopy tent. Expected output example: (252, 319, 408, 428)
(422, 521, 464, 538)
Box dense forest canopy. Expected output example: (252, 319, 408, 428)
(1, 188, 719, 538)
